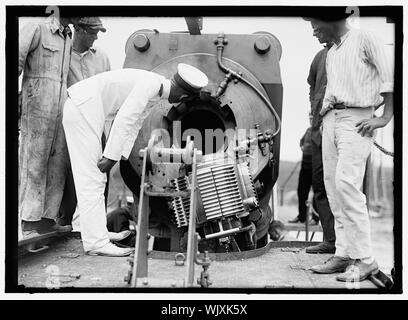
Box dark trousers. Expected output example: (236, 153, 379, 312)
(57, 166, 77, 226)
(311, 138, 336, 244)
(107, 207, 132, 232)
(297, 156, 312, 222)
(107, 206, 136, 247)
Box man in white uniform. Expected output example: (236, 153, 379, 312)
(63, 64, 209, 256)
(59, 17, 111, 231)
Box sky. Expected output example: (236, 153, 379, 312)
(19, 16, 395, 165)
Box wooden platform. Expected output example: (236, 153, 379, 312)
(17, 235, 379, 290)
(276, 204, 323, 241)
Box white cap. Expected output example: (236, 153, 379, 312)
(174, 63, 209, 92)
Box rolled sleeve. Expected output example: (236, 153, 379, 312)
(363, 31, 394, 94)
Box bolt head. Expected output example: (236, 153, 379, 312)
(134, 34, 150, 52)
(254, 36, 271, 54)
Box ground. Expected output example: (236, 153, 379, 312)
(277, 205, 395, 274)
(18, 237, 379, 290)
(17, 204, 393, 290)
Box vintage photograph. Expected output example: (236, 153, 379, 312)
(5, 4, 402, 293)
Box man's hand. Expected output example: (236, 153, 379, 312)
(97, 157, 117, 173)
(355, 117, 388, 137)
(357, 93, 394, 137)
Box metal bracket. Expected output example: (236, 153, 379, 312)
(129, 137, 202, 288)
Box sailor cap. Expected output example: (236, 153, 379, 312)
(173, 63, 209, 93)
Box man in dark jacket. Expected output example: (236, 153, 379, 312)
(303, 18, 336, 254)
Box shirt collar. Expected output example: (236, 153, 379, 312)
(45, 16, 72, 38)
(340, 29, 351, 42)
(45, 16, 64, 34)
(73, 46, 96, 57)
(334, 29, 352, 48)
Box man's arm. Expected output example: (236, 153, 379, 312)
(102, 74, 161, 163)
(19, 22, 41, 76)
(307, 55, 318, 105)
(363, 31, 394, 95)
(300, 135, 305, 148)
(356, 32, 394, 137)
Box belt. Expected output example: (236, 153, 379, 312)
(332, 103, 357, 110)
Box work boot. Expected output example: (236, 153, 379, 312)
(40, 218, 72, 233)
(21, 229, 41, 240)
(86, 242, 134, 257)
(22, 219, 72, 235)
(336, 259, 379, 282)
(311, 213, 320, 225)
(21, 220, 42, 231)
(305, 241, 336, 254)
(113, 231, 136, 248)
(288, 216, 305, 223)
(310, 256, 353, 274)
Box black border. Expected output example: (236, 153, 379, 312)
(5, 5, 403, 294)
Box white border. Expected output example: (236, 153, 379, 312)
(0, 0, 406, 300)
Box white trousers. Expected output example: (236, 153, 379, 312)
(62, 97, 110, 251)
(322, 107, 374, 259)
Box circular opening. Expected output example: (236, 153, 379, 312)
(177, 109, 226, 155)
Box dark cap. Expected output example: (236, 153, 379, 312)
(302, 7, 352, 22)
(173, 63, 208, 94)
(77, 17, 106, 32)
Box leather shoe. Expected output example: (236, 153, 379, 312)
(336, 259, 379, 282)
(305, 241, 336, 254)
(22, 219, 72, 234)
(288, 216, 305, 223)
(86, 242, 134, 257)
(310, 256, 353, 274)
(108, 230, 131, 242)
(50, 223, 73, 233)
(22, 230, 41, 240)
(308, 218, 319, 226)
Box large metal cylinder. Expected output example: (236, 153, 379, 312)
(120, 28, 283, 252)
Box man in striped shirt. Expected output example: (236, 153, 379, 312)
(305, 10, 394, 282)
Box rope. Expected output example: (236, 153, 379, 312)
(373, 140, 394, 157)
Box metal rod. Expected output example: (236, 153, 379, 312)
(185, 149, 199, 287)
(131, 148, 149, 288)
(214, 32, 281, 138)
